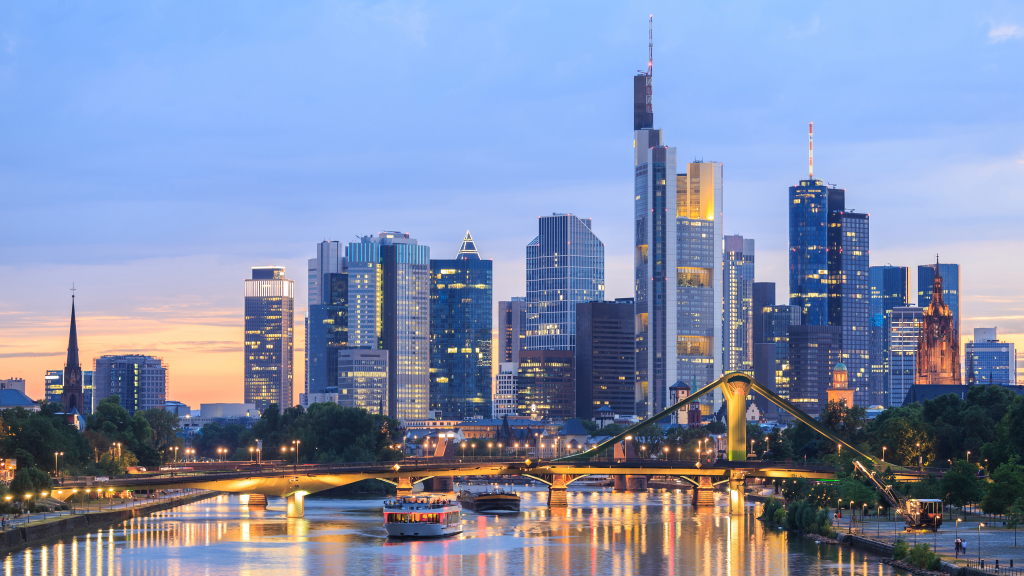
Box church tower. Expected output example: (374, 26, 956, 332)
(916, 259, 960, 385)
(61, 295, 85, 414)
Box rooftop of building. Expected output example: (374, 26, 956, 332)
(0, 389, 37, 407)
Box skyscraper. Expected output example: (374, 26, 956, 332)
(307, 241, 343, 310)
(839, 210, 870, 406)
(789, 178, 829, 326)
(869, 265, 910, 407)
(633, 57, 723, 417)
(525, 214, 605, 351)
(787, 325, 840, 417)
(723, 235, 755, 373)
(429, 231, 493, 420)
(306, 272, 348, 395)
(61, 296, 85, 414)
(492, 363, 518, 418)
(93, 355, 167, 415)
(516, 349, 574, 421)
(244, 266, 294, 413)
(575, 298, 636, 420)
(751, 282, 778, 418)
(965, 328, 1017, 386)
(346, 232, 430, 420)
(498, 298, 527, 364)
(337, 349, 388, 413)
(918, 262, 960, 331)
(764, 304, 802, 403)
(888, 306, 924, 407)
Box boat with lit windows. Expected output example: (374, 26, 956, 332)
(457, 489, 521, 512)
(382, 495, 462, 538)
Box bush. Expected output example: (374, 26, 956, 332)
(905, 543, 941, 569)
(783, 499, 837, 538)
(760, 496, 784, 522)
(893, 538, 909, 561)
(773, 508, 786, 524)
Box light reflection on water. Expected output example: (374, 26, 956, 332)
(3, 488, 908, 575)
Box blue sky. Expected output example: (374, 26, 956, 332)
(1, 1, 1022, 403)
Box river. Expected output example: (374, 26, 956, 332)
(3, 486, 908, 575)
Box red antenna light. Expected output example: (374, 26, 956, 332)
(808, 122, 814, 179)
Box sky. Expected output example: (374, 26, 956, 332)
(1, 1, 1023, 407)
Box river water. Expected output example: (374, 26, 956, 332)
(3, 486, 908, 575)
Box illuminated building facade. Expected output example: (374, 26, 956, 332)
(787, 325, 840, 417)
(917, 262, 960, 331)
(826, 362, 854, 408)
(306, 272, 348, 395)
(869, 265, 910, 407)
(498, 298, 527, 364)
(764, 304, 802, 403)
(525, 214, 605, 351)
(965, 328, 1017, 386)
(575, 298, 636, 420)
(492, 363, 518, 418)
(94, 355, 167, 415)
(429, 231, 493, 420)
(838, 210, 870, 406)
(346, 232, 430, 421)
(244, 266, 294, 413)
(916, 266, 960, 385)
(337, 349, 388, 413)
(516, 349, 574, 421)
(887, 306, 923, 407)
(723, 235, 755, 373)
(44, 370, 93, 413)
(789, 179, 829, 325)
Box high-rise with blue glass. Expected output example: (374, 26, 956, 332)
(965, 328, 1017, 386)
(525, 214, 604, 351)
(346, 232, 430, 420)
(917, 262, 960, 331)
(429, 232, 493, 420)
(869, 265, 910, 407)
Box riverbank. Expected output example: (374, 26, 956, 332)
(0, 490, 216, 554)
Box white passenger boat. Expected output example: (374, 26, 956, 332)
(382, 495, 463, 538)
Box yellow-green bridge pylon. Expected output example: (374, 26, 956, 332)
(555, 372, 880, 512)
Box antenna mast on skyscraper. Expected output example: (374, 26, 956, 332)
(646, 15, 653, 114)
(808, 122, 814, 179)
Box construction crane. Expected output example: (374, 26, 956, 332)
(854, 461, 943, 531)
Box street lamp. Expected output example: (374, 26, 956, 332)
(23, 494, 32, 524)
(488, 443, 493, 459)
(641, 446, 647, 459)
(250, 447, 254, 462)
(677, 447, 682, 460)
(292, 440, 301, 467)
(967, 451, 971, 463)
(916, 442, 922, 468)
(882, 446, 886, 462)
(956, 518, 962, 557)
(979, 522, 985, 563)
(663, 446, 669, 460)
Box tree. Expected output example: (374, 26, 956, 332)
(85, 396, 158, 465)
(578, 420, 599, 435)
(942, 459, 984, 511)
(139, 408, 183, 459)
(981, 457, 1024, 514)
(10, 467, 53, 503)
(0, 406, 91, 474)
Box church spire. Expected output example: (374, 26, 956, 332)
(62, 292, 85, 414)
(66, 295, 80, 372)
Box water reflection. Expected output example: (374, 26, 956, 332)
(2, 490, 907, 575)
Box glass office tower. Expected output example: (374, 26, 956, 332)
(306, 272, 348, 395)
(525, 214, 605, 351)
(840, 212, 870, 406)
(869, 265, 910, 407)
(887, 306, 923, 408)
(723, 235, 755, 373)
(244, 267, 294, 413)
(789, 179, 829, 326)
(337, 349, 389, 413)
(575, 298, 636, 419)
(498, 298, 527, 364)
(430, 231, 493, 420)
(346, 232, 430, 421)
(965, 328, 1017, 385)
(93, 355, 167, 415)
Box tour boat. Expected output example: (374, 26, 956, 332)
(457, 489, 521, 512)
(382, 495, 463, 538)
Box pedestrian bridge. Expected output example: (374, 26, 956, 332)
(56, 373, 917, 517)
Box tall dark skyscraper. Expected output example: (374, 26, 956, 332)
(788, 128, 869, 409)
(244, 266, 294, 413)
(429, 232, 493, 420)
(516, 349, 575, 421)
(306, 272, 348, 395)
(723, 235, 754, 373)
(498, 298, 527, 364)
(787, 325, 840, 417)
(869, 265, 910, 407)
(61, 296, 85, 414)
(575, 298, 636, 420)
(751, 282, 778, 418)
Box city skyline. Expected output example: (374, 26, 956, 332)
(3, 3, 1023, 407)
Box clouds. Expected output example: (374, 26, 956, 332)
(988, 23, 1023, 42)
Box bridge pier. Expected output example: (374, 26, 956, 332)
(286, 492, 305, 518)
(547, 474, 569, 508)
(242, 494, 268, 507)
(396, 477, 414, 497)
(430, 476, 454, 492)
(626, 475, 648, 491)
(692, 476, 715, 506)
(613, 475, 626, 491)
(728, 471, 746, 515)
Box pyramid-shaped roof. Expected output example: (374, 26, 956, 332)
(457, 231, 480, 260)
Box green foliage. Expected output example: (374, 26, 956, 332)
(906, 543, 941, 570)
(596, 423, 627, 438)
(1006, 497, 1024, 529)
(138, 408, 183, 455)
(759, 496, 784, 523)
(0, 405, 91, 475)
(704, 420, 727, 435)
(942, 459, 984, 508)
(10, 466, 53, 497)
(85, 395, 162, 467)
(578, 420, 599, 435)
(193, 403, 403, 464)
(892, 538, 909, 560)
(784, 499, 836, 538)
(981, 456, 1024, 514)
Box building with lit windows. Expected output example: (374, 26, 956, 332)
(786, 325, 840, 417)
(839, 210, 870, 406)
(244, 266, 294, 413)
(763, 304, 802, 404)
(306, 271, 348, 395)
(918, 262, 960, 330)
(965, 328, 1017, 386)
(493, 363, 518, 418)
(869, 265, 910, 407)
(337, 349, 388, 413)
(94, 355, 167, 415)
(789, 179, 829, 326)
(525, 214, 604, 352)
(44, 370, 93, 413)
(887, 306, 923, 408)
(429, 231, 493, 420)
(498, 298, 527, 364)
(346, 232, 430, 421)
(916, 265, 960, 385)
(516, 350, 574, 421)
(723, 235, 755, 373)
(575, 298, 635, 420)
